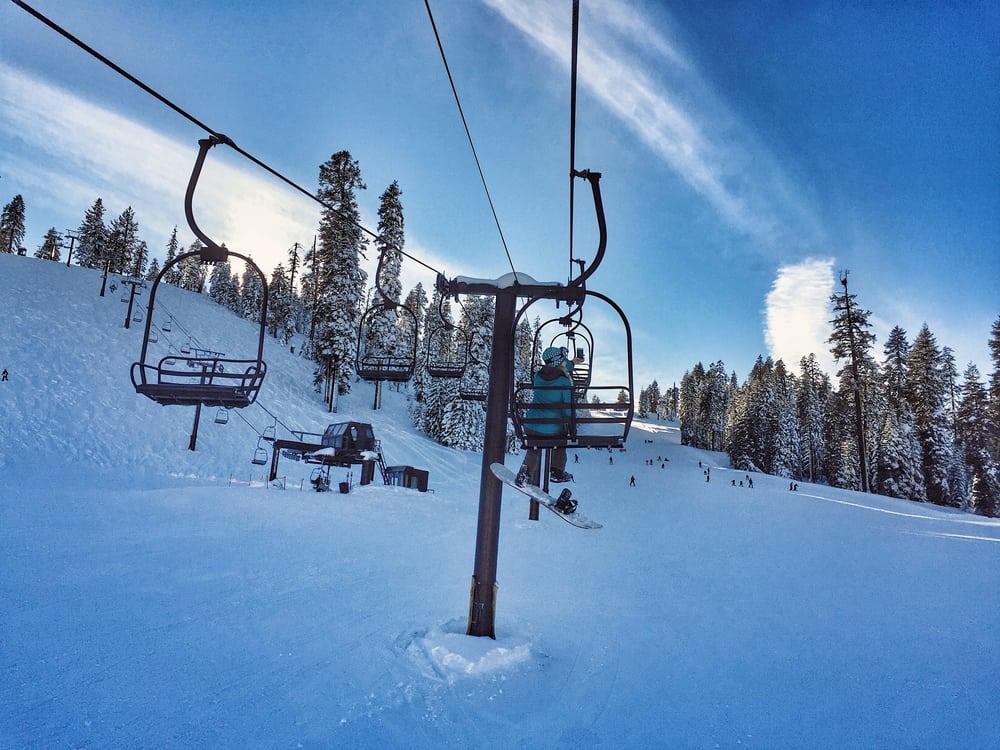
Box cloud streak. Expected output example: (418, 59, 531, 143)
(482, 0, 824, 254)
(0, 64, 318, 271)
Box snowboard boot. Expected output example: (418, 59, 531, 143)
(515, 464, 530, 487)
(549, 468, 574, 483)
(554, 488, 577, 515)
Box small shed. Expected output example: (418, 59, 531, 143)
(385, 465, 429, 492)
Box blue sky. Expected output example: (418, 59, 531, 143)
(2, 0, 997, 390)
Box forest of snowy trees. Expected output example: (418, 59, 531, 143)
(670, 290, 1000, 516)
(5, 177, 997, 518)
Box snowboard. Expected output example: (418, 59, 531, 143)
(490, 462, 602, 529)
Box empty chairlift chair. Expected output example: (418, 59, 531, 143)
(130, 136, 269, 410)
(355, 247, 419, 383)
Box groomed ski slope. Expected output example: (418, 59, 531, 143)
(2, 254, 998, 749)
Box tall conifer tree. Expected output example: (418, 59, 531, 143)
(76, 198, 108, 269)
(0, 194, 26, 254)
(828, 274, 877, 492)
(313, 151, 368, 400)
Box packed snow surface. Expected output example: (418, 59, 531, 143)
(2, 255, 998, 748)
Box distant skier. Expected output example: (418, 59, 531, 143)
(629, 475, 636, 487)
(0, 368, 7, 382)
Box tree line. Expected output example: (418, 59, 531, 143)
(661, 284, 999, 517)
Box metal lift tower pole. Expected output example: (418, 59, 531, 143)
(467, 289, 517, 638)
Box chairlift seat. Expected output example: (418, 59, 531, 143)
(131, 357, 266, 408)
(356, 356, 415, 382)
(512, 382, 631, 451)
(427, 362, 467, 379)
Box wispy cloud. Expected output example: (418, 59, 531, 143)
(482, 0, 824, 254)
(764, 258, 836, 372)
(0, 64, 318, 270)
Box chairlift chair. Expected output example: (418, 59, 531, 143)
(162, 318, 172, 332)
(214, 408, 229, 425)
(510, 291, 634, 450)
(251, 439, 269, 465)
(130, 135, 269, 410)
(309, 466, 332, 492)
(355, 249, 419, 383)
(262, 423, 276, 441)
(424, 323, 469, 379)
(148, 328, 159, 344)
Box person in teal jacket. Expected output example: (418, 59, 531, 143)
(516, 346, 578, 502)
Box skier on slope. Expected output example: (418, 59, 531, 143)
(516, 346, 580, 514)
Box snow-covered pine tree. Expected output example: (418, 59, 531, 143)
(402, 282, 428, 351)
(679, 363, 704, 447)
(638, 381, 663, 420)
(267, 264, 296, 344)
(0, 194, 26, 254)
(286, 242, 302, 300)
(797, 354, 829, 483)
(875, 407, 926, 501)
(312, 151, 368, 399)
(657, 383, 679, 422)
(75, 198, 108, 269)
(208, 261, 235, 309)
(769, 359, 801, 479)
(360, 181, 408, 393)
(941, 346, 960, 434)
(906, 324, 960, 506)
(726, 356, 773, 470)
(882, 326, 910, 410)
(822, 388, 852, 487)
(955, 362, 999, 515)
(178, 240, 207, 292)
(874, 327, 925, 500)
(144, 258, 160, 283)
(130, 240, 149, 278)
(989, 317, 1000, 465)
(456, 295, 492, 402)
(404, 283, 432, 426)
(34, 228, 62, 261)
(828, 274, 877, 492)
(647, 380, 662, 420)
(162, 227, 183, 287)
(240, 260, 264, 322)
(106, 207, 141, 276)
